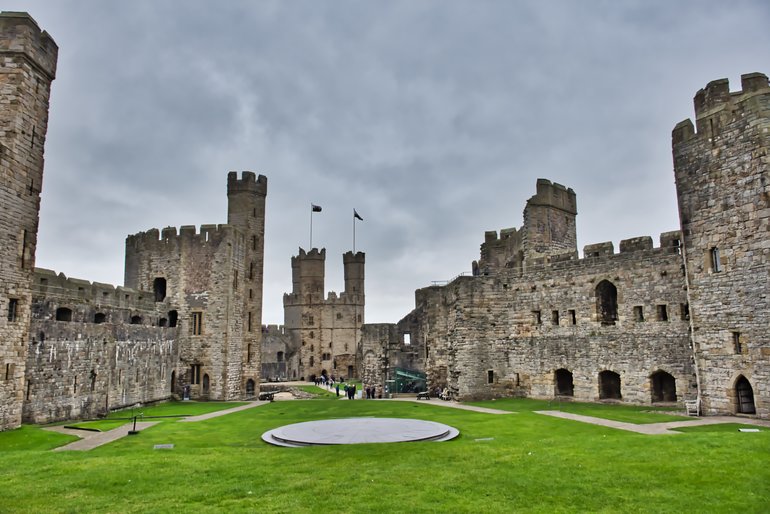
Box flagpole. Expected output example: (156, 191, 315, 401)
(353, 208, 356, 253)
(310, 203, 313, 249)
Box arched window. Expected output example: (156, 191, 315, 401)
(735, 375, 756, 414)
(153, 277, 167, 302)
(595, 280, 618, 325)
(55, 307, 72, 322)
(94, 312, 106, 324)
(599, 370, 621, 399)
(650, 370, 676, 402)
(554, 369, 574, 397)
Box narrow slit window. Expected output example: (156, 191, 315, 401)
(710, 247, 722, 273)
(732, 332, 742, 354)
(568, 309, 576, 325)
(7, 299, 19, 322)
(533, 310, 542, 325)
(191, 312, 203, 335)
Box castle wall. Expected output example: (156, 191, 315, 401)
(0, 12, 57, 430)
(673, 73, 770, 417)
(24, 269, 178, 423)
(411, 231, 695, 403)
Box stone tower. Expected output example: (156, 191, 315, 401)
(283, 249, 365, 380)
(673, 73, 770, 417)
(522, 179, 578, 268)
(0, 12, 57, 430)
(226, 171, 267, 394)
(124, 172, 267, 401)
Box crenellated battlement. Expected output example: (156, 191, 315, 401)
(0, 12, 58, 80)
(673, 72, 770, 144)
(290, 248, 326, 270)
(343, 251, 365, 264)
(528, 178, 577, 214)
(126, 223, 237, 249)
(227, 171, 267, 197)
(32, 268, 171, 312)
(262, 324, 286, 335)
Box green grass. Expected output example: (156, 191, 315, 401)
(1, 399, 768, 513)
(673, 423, 769, 433)
(294, 385, 340, 399)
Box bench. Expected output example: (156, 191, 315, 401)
(258, 392, 275, 402)
(416, 391, 431, 400)
(684, 398, 700, 416)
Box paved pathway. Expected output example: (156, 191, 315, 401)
(46, 422, 160, 451)
(535, 410, 770, 435)
(46, 401, 270, 451)
(387, 397, 514, 415)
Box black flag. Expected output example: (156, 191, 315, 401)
(312, 204, 322, 212)
(354, 209, 363, 221)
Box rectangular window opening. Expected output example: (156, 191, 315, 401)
(487, 370, 494, 384)
(551, 310, 559, 326)
(732, 332, 742, 354)
(403, 333, 411, 346)
(680, 303, 690, 321)
(532, 310, 542, 325)
(633, 306, 644, 322)
(657, 304, 668, 322)
(710, 247, 722, 273)
(7, 298, 19, 322)
(191, 312, 203, 335)
(568, 309, 576, 325)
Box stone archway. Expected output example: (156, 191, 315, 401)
(735, 375, 756, 414)
(650, 370, 676, 402)
(595, 280, 618, 325)
(599, 370, 621, 399)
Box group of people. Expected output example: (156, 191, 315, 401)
(333, 383, 382, 399)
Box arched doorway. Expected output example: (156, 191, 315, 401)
(595, 280, 618, 325)
(554, 369, 574, 396)
(735, 376, 756, 414)
(599, 370, 621, 399)
(246, 379, 255, 398)
(650, 370, 676, 402)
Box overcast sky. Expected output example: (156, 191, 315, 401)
(10, 1, 770, 324)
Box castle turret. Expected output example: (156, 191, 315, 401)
(0, 12, 57, 430)
(227, 171, 267, 394)
(343, 251, 365, 298)
(522, 179, 578, 268)
(290, 248, 326, 300)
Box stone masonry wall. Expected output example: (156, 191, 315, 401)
(412, 232, 695, 404)
(24, 269, 178, 423)
(0, 12, 57, 430)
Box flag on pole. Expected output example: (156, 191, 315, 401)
(354, 209, 363, 221)
(312, 204, 322, 212)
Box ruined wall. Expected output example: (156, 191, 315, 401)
(0, 12, 57, 430)
(410, 229, 695, 404)
(283, 249, 364, 380)
(24, 269, 178, 423)
(673, 73, 770, 417)
(261, 324, 295, 381)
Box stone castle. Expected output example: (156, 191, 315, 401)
(1, 12, 768, 431)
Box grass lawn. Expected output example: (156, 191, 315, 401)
(1, 398, 768, 513)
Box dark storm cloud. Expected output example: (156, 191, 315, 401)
(11, 0, 770, 323)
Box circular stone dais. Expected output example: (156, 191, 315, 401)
(261, 417, 459, 447)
